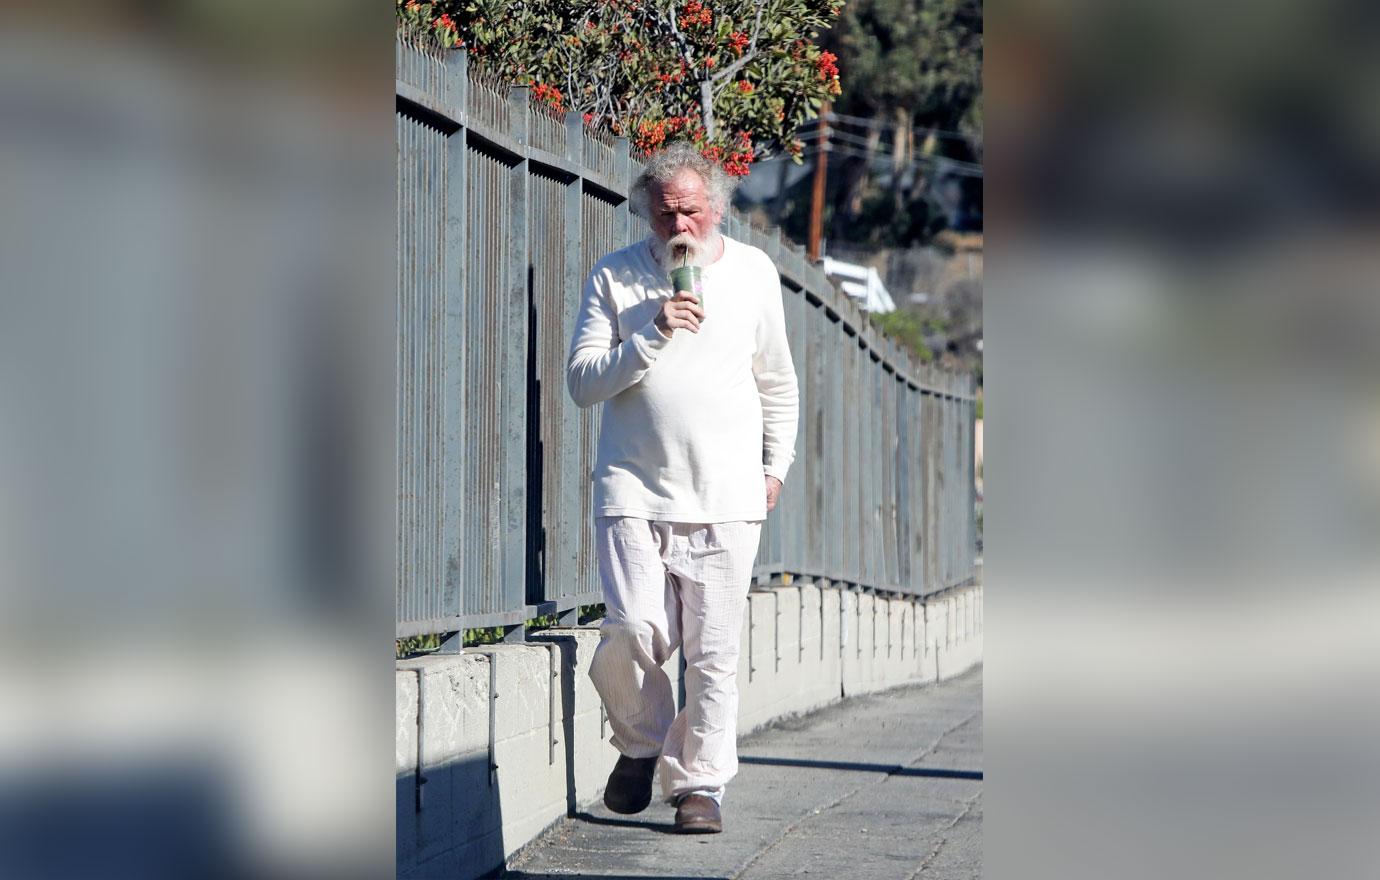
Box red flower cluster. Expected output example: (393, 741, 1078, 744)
(728, 31, 750, 55)
(531, 82, 564, 112)
(697, 142, 754, 175)
(737, 80, 753, 94)
(434, 13, 456, 32)
(633, 115, 691, 151)
(817, 50, 839, 81)
(723, 150, 754, 176)
(679, 1, 713, 29)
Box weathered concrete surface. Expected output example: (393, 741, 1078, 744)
(502, 666, 983, 880)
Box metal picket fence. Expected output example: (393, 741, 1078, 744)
(396, 36, 978, 642)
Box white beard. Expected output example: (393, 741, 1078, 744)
(651, 231, 716, 272)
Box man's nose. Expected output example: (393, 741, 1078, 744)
(673, 216, 691, 235)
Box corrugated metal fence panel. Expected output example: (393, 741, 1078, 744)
(467, 68, 510, 133)
(942, 390, 954, 589)
(844, 333, 861, 584)
(396, 35, 448, 103)
(935, 388, 945, 591)
(949, 394, 960, 587)
(870, 355, 885, 587)
(940, 392, 953, 588)
(938, 391, 949, 593)
(396, 112, 453, 630)
(967, 378, 978, 578)
(805, 296, 822, 579)
(561, 150, 602, 610)
(861, 347, 877, 586)
(880, 369, 898, 590)
(576, 186, 622, 597)
(854, 339, 868, 584)
(893, 376, 908, 591)
(528, 170, 573, 607)
(960, 394, 973, 582)
(784, 283, 809, 574)
(905, 383, 916, 595)
(953, 395, 965, 585)
(832, 330, 847, 582)
(951, 394, 963, 587)
(828, 315, 845, 582)
(920, 388, 939, 595)
(754, 278, 807, 580)
(529, 100, 566, 156)
(851, 341, 864, 585)
(953, 395, 965, 586)
(461, 143, 519, 620)
(869, 361, 883, 588)
(894, 380, 915, 593)
(582, 127, 617, 180)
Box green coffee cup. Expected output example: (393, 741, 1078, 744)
(669, 265, 704, 311)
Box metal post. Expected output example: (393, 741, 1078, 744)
(500, 85, 531, 628)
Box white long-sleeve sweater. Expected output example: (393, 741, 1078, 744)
(566, 235, 799, 522)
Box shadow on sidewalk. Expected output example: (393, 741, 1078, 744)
(738, 755, 982, 780)
(568, 810, 682, 834)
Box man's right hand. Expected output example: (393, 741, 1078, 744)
(654, 291, 704, 337)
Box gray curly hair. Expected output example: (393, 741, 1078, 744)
(630, 141, 737, 219)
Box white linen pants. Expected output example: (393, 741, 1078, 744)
(589, 516, 761, 803)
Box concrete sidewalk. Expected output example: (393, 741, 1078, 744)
(501, 667, 982, 880)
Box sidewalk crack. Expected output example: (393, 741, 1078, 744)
(905, 792, 980, 879)
(730, 709, 980, 880)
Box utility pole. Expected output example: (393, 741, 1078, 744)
(808, 101, 831, 262)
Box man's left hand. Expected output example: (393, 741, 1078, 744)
(765, 476, 783, 512)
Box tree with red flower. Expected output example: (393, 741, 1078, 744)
(396, 0, 838, 176)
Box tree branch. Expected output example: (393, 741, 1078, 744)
(645, 2, 696, 67)
(709, 0, 768, 85)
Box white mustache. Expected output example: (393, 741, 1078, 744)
(654, 231, 711, 270)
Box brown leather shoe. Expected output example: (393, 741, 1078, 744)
(603, 755, 659, 814)
(674, 794, 723, 834)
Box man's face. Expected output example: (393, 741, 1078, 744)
(647, 169, 722, 260)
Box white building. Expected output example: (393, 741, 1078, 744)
(821, 256, 895, 313)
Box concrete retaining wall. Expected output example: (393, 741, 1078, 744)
(395, 579, 982, 880)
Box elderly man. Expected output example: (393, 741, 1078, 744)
(566, 142, 799, 834)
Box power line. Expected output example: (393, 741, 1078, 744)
(825, 110, 978, 142)
(794, 130, 984, 177)
(798, 111, 979, 143)
(798, 127, 882, 150)
(795, 144, 984, 178)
